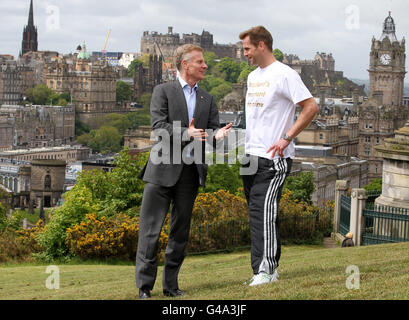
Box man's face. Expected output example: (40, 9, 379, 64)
(242, 36, 261, 66)
(184, 50, 208, 82)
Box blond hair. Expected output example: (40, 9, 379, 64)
(174, 44, 203, 71)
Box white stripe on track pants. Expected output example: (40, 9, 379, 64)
(242, 156, 292, 275)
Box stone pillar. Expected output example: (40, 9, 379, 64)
(350, 188, 367, 246)
(334, 180, 348, 234)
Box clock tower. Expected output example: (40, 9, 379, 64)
(368, 12, 406, 106)
(358, 12, 407, 181)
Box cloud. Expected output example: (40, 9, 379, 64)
(1, 0, 408, 79)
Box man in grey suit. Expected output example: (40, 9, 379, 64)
(135, 44, 232, 299)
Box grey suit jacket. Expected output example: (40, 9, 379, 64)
(139, 80, 221, 187)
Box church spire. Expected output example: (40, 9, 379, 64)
(28, 0, 34, 26)
(21, 0, 38, 56)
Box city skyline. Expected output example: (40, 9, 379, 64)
(0, 0, 408, 80)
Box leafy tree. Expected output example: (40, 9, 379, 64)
(213, 57, 241, 83)
(127, 54, 150, 77)
(203, 161, 242, 195)
(238, 63, 256, 83)
(99, 113, 131, 135)
(273, 48, 284, 62)
(126, 112, 151, 130)
(203, 51, 218, 72)
(116, 81, 133, 104)
(199, 75, 225, 93)
(25, 85, 70, 106)
(26, 85, 53, 105)
(210, 83, 232, 102)
(283, 171, 315, 204)
(93, 126, 122, 154)
(75, 113, 90, 137)
(363, 178, 382, 194)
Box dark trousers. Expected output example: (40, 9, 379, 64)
(135, 164, 199, 291)
(241, 156, 292, 275)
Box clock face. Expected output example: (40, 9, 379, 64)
(380, 53, 391, 65)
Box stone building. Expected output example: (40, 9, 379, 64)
(293, 146, 368, 206)
(283, 52, 365, 98)
(219, 82, 247, 112)
(123, 126, 153, 151)
(44, 43, 126, 128)
(0, 159, 66, 208)
(29, 159, 66, 208)
(0, 145, 90, 163)
(297, 116, 360, 157)
(0, 104, 75, 149)
(0, 60, 34, 106)
(134, 55, 163, 99)
(358, 12, 408, 181)
(141, 27, 244, 62)
(374, 121, 409, 210)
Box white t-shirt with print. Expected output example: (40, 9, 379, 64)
(245, 61, 312, 160)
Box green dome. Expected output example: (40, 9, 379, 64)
(77, 42, 90, 59)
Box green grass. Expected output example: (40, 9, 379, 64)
(1, 242, 409, 300)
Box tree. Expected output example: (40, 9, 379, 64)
(238, 63, 256, 83)
(25, 84, 70, 106)
(203, 51, 218, 72)
(116, 81, 133, 104)
(273, 48, 284, 62)
(26, 85, 53, 105)
(94, 126, 122, 154)
(283, 171, 315, 204)
(364, 178, 382, 194)
(210, 83, 232, 102)
(100, 113, 131, 135)
(199, 75, 225, 92)
(213, 57, 242, 83)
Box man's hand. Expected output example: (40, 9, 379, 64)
(214, 123, 233, 141)
(188, 118, 209, 141)
(266, 138, 291, 158)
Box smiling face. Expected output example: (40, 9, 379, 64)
(182, 50, 208, 83)
(242, 35, 262, 66)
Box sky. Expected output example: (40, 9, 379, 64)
(1, 0, 408, 80)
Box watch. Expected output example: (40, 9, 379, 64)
(283, 133, 292, 142)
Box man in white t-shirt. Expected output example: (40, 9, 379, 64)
(239, 26, 319, 286)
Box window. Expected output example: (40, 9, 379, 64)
(319, 133, 323, 140)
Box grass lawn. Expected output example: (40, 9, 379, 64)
(1, 242, 409, 300)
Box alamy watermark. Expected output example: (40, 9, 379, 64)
(345, 265, 360, 290)
(149, 122, 259, 175)
(345, 5, 360, 30)
(45, 2, 60, 31)
(45, 265, 60, 290)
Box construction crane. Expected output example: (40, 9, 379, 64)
(102, 29, 111, 58)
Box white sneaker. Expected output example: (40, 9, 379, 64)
(243, 275, 255, 285)
(248, 271, 278, 286)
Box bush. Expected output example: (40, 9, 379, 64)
(0, 220, 45, 263)
(187, 190, 250, 253)
(66, 213, 168, 261)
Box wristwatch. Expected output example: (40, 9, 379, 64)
(283, 133, 293, 142)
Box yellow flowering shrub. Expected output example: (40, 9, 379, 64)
(188, 190, 250, 253)
(0, 220, 45, 263)
(66, 213, 168, 261)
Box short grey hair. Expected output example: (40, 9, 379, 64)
(174, 44, 203, 71)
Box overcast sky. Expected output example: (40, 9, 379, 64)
(1, 0, 408, 80)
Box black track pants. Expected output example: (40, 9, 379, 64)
(242, 156, 292, 275)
